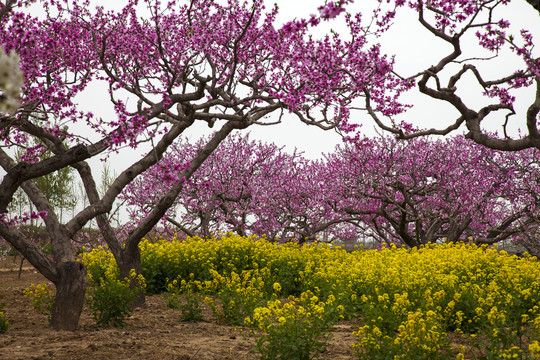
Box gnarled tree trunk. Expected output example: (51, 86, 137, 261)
(50, 261, 87, 331)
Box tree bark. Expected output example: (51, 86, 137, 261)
(117, 241, 145, 308)
(50, 261, 87, 331)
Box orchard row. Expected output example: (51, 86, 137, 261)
(122, 134, 540, 252)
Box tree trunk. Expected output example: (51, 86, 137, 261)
(50, 261, 87, 331)
(117, 243, 145, 308)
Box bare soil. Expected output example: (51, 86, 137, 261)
(0, 256, 358, 360)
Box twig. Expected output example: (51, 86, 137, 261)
(189, 346, 202, 360)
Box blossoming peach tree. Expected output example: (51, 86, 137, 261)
(0, 0, 537, 332)
(326, 136, 540, 248)
(124, 133, 540, 251)
(0, 0, 406, 330)
(123, 133, 346, 244)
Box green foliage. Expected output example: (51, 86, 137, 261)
(179, 292, 204, 322)
(0, 243, 15, 256)
(0, 303, 8, 333)
(32, 148, 77, 215)
(33, 166, 77, 211)
(13, 144, 77, 221)
(7, 188, 28, 217)
(86, 269, 146, 327)
(163, 275, 204, 322)
(22, 283, 55, 322)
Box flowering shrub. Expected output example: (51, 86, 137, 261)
(138, 234, 309, 295)
(81, 251, 146, 327)
(23, 283, 55, 322)
(245, 291, 343, 360)
(530, 334, 540, 360)
(465, 307, 540, 360)
(204, 268, 269, 325)
(80, 246, 119, 284)
(163, 275, 205, 322)
(353, 309, 450, 360)
(86, 269, 146, 327)
(140, 234, 215, 294)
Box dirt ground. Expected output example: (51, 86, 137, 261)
(0, 256, 359, 360)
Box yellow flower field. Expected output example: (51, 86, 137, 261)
(81, 234, 540, 360)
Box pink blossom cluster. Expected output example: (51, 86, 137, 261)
(0, 210, 48, 226)
(0, 0, 411, 160)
